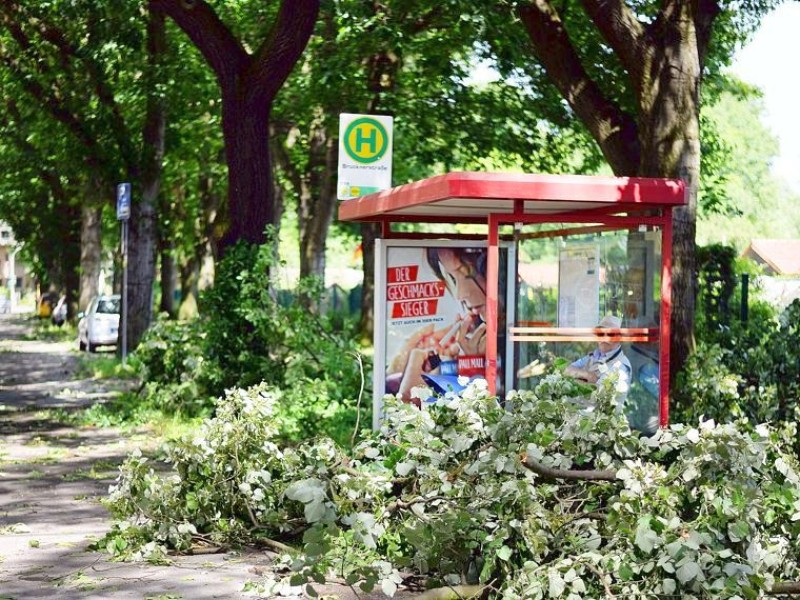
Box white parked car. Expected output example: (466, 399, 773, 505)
(78, 295, 120, 352)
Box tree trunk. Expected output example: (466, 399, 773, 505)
(358, 222, 379, 343)
(219, 94, 273, 250)
(126, 195, 158, 350)
(159, 241, 177, 318)
(268, 140, 285, 301)
(179, 254, 200, 319)
(149, 0, 319, 255)
(299, 128, 338, 283)
(518, 0, 718, 383)
(123, 8, 166, 352)
(62, 203, 82, 321)
(79, 205, 102, 312)
(637, 1, 708, 381)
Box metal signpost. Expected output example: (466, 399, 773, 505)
(116, 182, 131, 365)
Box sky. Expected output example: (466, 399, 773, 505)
(730, 2, 800, 193)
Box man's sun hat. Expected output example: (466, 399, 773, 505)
(598, 314, 622, 329)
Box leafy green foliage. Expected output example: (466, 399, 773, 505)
(103, 375, 800, 597)
(675, 249, 800, 443)
(697, 88, 800, 248)
(132, 240, 369, 445)
(696, 244, 739, 334)
(720, 297, 800, 430)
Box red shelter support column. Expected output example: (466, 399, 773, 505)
(659, 211, 674, 427)
(486, 214, 500, 397)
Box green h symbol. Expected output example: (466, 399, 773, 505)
(344, 117, 388, 163)
(355, 125, 377, 154)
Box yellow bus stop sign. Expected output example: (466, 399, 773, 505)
(343, 117, 389, 164)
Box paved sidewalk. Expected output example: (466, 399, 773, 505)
(0, 314, 409, 600)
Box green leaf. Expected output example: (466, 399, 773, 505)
(728, 520, 750, 543)
(676, 561, 701, 584)
(635, 518, 659, 553)
(662, 578, 676, 594)
(549, 571, 566, 597)
(496, 545, 512, 561)
(381, 579, 398, 597)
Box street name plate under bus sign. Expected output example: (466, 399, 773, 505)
(337, 113, 393, 200)
(116, 182, 131, 220)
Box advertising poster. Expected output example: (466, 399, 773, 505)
(382, 244, 507, 404)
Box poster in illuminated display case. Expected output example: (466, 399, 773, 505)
(373, 239, 515, 428)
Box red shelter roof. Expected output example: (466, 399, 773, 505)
(338, 171, 686, 223)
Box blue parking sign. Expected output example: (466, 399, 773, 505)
(116, 183, 131, 220)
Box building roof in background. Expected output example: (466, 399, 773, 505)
(743, 239, 800, 275)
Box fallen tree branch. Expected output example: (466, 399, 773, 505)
(768, 582, 800, 595)
(583, 561, 616, 599)
(521, 453, 617, 482)
(258, 536, 296, 554)
(385, 495, 452, 515)
(417, 584, 487, 599)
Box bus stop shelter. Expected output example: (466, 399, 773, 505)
(339, 171, 686, 428)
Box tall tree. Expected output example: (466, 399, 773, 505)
(0, 0, 168, 349)
(149, 0, 319, 250)
(698, 87, 800, 248)
(0, 102, 83, 313)
(505, 0, 775, 380)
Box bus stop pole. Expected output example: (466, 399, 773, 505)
(486, 214, 500, 397)
(121, 219, 128, 366)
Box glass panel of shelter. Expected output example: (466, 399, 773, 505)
(512, 223, 662, 434)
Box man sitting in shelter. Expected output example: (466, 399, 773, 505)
(564, 315, 632, 406)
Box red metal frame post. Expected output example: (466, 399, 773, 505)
(486, 214, 500, 397)
(659, 212, 673, 427)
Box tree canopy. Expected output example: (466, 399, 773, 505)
(0, 0, 791, 363)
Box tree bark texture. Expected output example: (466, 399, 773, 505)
(179, 254, 200, 320)
(357, 45, 401, 340)
(298, 127, 338, 283)
(79, 204, 102, 312)
(159, 241, 177, 318)
(149, 0, 320, 253)
(518, 0, 719, 382)
(636, 0, 717, 381)
(60, 201, 82, 321)
(126, 199, 158, 350)
(123, 8, 167, 352)
(518, 2, 640, 175)
(220, 96, 274, 248)
(359, 222, 379, 342)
